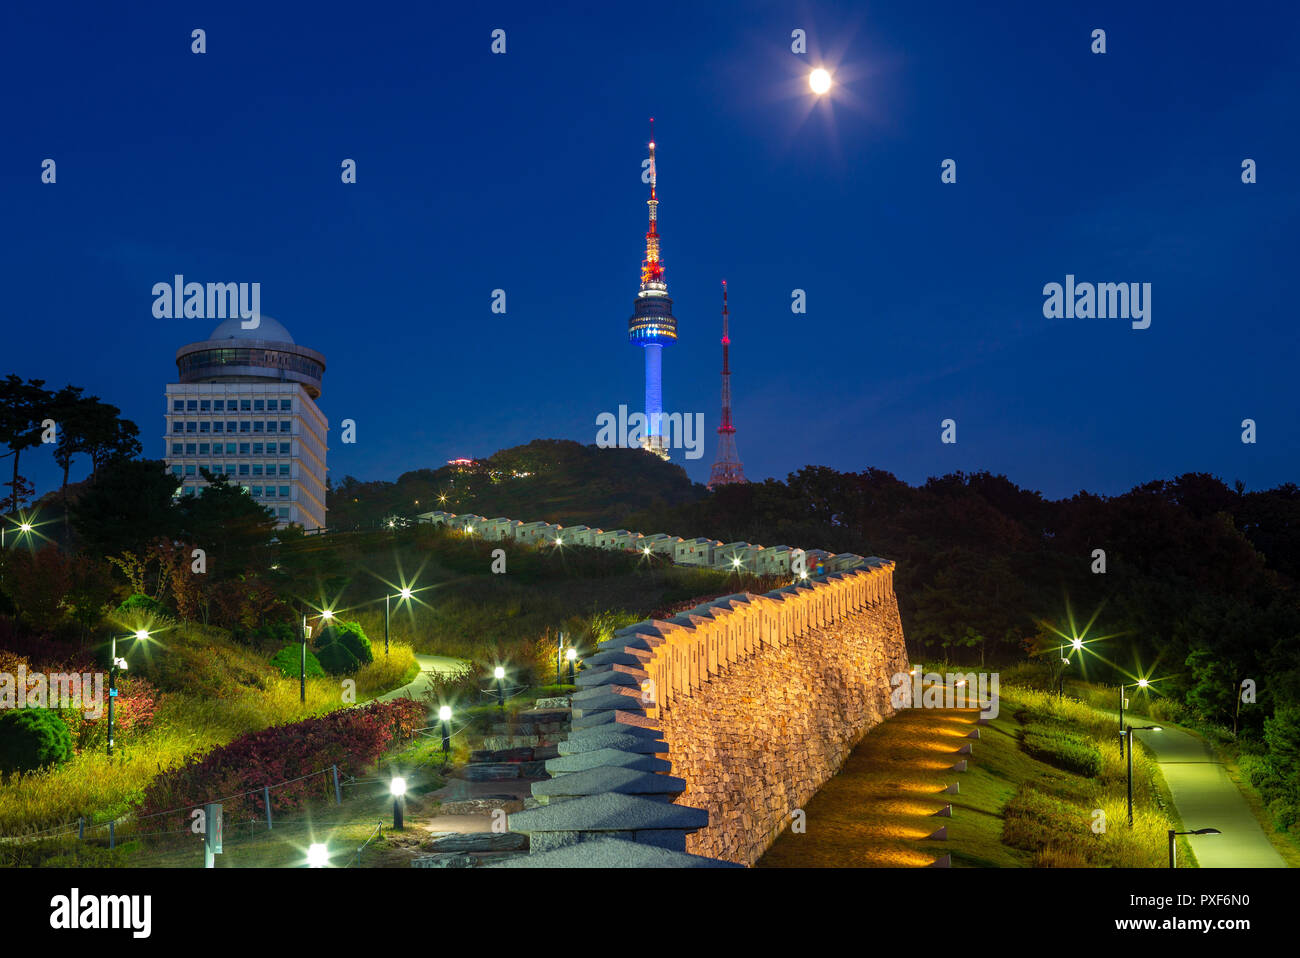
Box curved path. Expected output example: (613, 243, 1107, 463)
(1131, 723, 1285, 868)
(374, 653, 468, 703)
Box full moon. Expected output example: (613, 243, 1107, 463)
(809, 68, 832, 95)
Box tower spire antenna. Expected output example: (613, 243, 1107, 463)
(708, 279, 746, 490)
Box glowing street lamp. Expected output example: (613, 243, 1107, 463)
(809, 67, 832, 95)
(307, 843, 329, 868)
(383, 586, 415, 657)
(1168, 827, 1220, 868)
(1119, 678, 1152, 757)
(106, 635, 134, 757)
(1125, 725, 1162, 826)
(494, 666, 506, 710)
(566, 646, 578, 684)
(439, 705, 452, 761)
(390, 777, 407, 830)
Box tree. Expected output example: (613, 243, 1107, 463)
(0, 375, 52, 514)
(71, 458, 179, 557)
(177, 471, 278, 580)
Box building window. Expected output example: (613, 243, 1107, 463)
(279, 442, 291, 454)
(213, 399, 224, 412)
(254, 399, 264, 412)
(173, 422, 183, 434)
(186, 400, 198, 411)
(171, 443, 183, 455)
(277, 507, 289, 518)
(226, 443, 237, 454)
(186, 422, 197, 433)
(266, 421, 277, 433)
(240, 399, 251, 411)
(251, 486, 262, 497)
(173, 400, 184, 412)
(252, 443, 263, 455)
(198, 443, 210, 455)
(280, 400, 291, 411)
(279, 465, 290, 476)
(200, 400, 210, 412)
(239, 464, 250, 476)
(240, 421, 251, 433)
(171, 466, 182, 477)
(184, 465, 196, 476)
(239, 443, 250, 454)
(279, 421, 291, 433)
(279, 486, 291, 498)
(253, 465, 263, 477)
(253, 421, 263, 433)
(199, 422, 210, 433)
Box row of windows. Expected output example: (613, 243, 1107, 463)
(173, 463, 292, 478)
(172, 420, 292, 434)
(172, 442, 292, 456)
(172, 398, 293, 413)
(174, 480, 291, 512)
(178, 348, 323, 380)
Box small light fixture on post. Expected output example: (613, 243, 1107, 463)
(494, 666, 506, 710)
(439, 706, 452, 762)
(566, 646, 577, 684)
(390, 777, 407, 830)
(300, 613, 312, 704)
(1125, 724, 1162, 825)
(307, 842, 329, 868)
(1168, 827, 1220, 868)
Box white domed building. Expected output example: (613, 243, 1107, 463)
(164, 316, 328, 530)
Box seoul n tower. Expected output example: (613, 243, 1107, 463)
(627, 119, 677, 459)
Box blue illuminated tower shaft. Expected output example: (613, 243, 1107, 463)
(645, 343, 663, 444)
(627, 119, 677, 458)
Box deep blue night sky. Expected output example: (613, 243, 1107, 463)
(4, 1, 1298, 500)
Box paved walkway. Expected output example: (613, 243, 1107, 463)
(1131, 723, 1285, 868)
(373, 654, 468, 703)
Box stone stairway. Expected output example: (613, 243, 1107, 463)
(459, 696, 572, 783)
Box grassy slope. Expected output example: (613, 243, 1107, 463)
(760, 682, 1195, 868)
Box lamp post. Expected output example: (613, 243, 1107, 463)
(1125, 724, 1162, 825)
(106, 631, 143, 757)
(494, 666, 505, 711)
(566, 647, 577, 685)
(1118, 678, 1150, 758)
(556, 630, 564, 685)
(1168, 827, 1220, 868)
(439, 706, 452, 763)
(390, 777, 406, 830)
(382, 587, 412, 657)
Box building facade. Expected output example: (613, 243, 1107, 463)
(164, 316, 328, 530)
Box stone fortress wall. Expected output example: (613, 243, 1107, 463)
(414, 509, 909, 867)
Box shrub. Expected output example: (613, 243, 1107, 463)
(1268, 798, 1297, 832)
(116, 593, 165, 621)
(0, 708, 75, 776)
(233, 619, 296, 649)
(138, 698, 425, 822)
(315, 620, 373, 675)
(270, 643, 324, 679)
(58, 676, 161, 752)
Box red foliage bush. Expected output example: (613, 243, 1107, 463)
(60, 675, 161, 751)
(138, 698, 424, 825)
